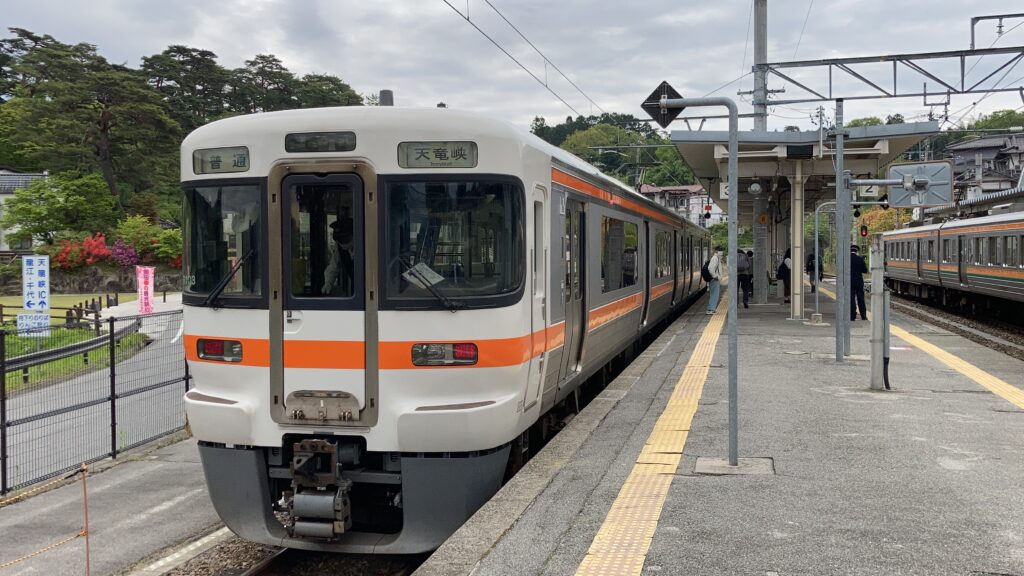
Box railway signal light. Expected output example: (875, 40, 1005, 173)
(859, 225, 869, 238)
(854, 208, 861, 218)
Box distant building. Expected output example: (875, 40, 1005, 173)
(638, 183, 725, 226)
(0, 167, 47, 252)
(945, 134, 1023, 197)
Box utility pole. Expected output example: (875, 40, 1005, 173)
(753, 0, 768, 131)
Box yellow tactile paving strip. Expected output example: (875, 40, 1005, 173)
(818, 285, 1024, 410)
(575, 300, 728, 576)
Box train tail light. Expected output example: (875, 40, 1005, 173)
(411, 343, 478, 366)
(198, 338, 243, 362)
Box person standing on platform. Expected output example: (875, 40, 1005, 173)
(850, 244, 868, 320)
(805, 251, 823, 293)
(735, 249, 751, 308)
(777, 248, 792, 304)
(705, 245, 723, 315)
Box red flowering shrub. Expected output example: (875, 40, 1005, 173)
(52, 234, 112, 269)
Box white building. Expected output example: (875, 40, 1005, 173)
(638, 183, 726, 226)
(0, 168, 47, 252)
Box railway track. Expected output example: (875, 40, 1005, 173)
(889, 293, 1024, 361)
(238, 548, 422, 576)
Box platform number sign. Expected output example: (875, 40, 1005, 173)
(22, 256, 50, 312)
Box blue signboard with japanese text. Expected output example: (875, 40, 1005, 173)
(22, 255, 50, 312)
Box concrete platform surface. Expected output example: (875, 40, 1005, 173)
(420, 283, 1024, 576)
(0, 438, 219, 576)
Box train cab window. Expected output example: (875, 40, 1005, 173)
(288, 182, 357, 298)
(381, 178, 524, 307)
(654, 230, 671, 279)
(183, 184, 263, 302)
(601, 216, 638, 292)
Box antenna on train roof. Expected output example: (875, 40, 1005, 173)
(379, 90, 394, 106)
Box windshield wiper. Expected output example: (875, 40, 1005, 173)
(398, 259, 465, 313)
(203, 248, 255, 307)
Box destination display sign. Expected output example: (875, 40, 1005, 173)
(398, 141, 477, 169)
(193, 146, 249, 174)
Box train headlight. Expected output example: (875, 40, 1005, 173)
(197, 338, 243, 362)
(411, 343, 478, 366)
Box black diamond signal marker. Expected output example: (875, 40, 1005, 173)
(641, 81, 683, 129)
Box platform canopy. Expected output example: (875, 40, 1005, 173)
(670, 121, 940, 220)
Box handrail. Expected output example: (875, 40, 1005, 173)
(2, 319, 143, 373)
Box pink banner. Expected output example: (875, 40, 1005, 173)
(136, 266, 155, 314)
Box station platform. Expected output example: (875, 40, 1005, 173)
(417, 281, 1024, 576)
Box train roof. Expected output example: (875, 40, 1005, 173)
(883, 209, 1024, 237)
(183, 107, 700, 231)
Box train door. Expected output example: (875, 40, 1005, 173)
(525, 189, 547, 412)
(687, 235, 693, 294)
(915, 239, 922, 278)
(640, 222, 651, 325)
(958, 234, 969, 285)
(672, 231, 679, 304)
(279, 173, 366, 423)
(558, 198, 585, 383)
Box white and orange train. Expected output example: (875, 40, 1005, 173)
(181, 107, 710, 554)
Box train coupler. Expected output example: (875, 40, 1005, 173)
(286, 439, 354, 538)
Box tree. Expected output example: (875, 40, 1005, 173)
(226, 54, 298, 113)
(561, 123, 643, 184)
(140, 45, 230, 133)
(971, 109, 1024, 130)
(642, 141, 694, 187)
(885, 113, 905, 125)
(0, 30, 180, 199)
(295, 73, 362, 108)
(0, 173, 119, 244)
(709, 222, 753, 249)
(846, 116, 882, 127)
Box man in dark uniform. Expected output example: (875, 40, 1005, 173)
(850, 245, 868, 321)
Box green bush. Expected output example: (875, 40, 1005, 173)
(115, 215, 163, 258)
(154, 228, 182, 261)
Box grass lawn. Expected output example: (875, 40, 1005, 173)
(4, 332, 149, 393)
(0, 293, 138, 319)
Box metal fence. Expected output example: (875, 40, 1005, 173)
(0, 310, 188, 494)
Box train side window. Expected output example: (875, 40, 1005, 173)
(974, 237, 984, 264)
(1009, 235, 1020, 267)
(988, 236, 1000, 266)
(654, 230, 671, 279)
(601, 216, 638, 292)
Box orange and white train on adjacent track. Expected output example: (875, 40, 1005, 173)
(180, 107, 710, 554)
(883, 210, 1024, 309)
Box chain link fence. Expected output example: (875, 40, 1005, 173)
(0, 310, 188, 494)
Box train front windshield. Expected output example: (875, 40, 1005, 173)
(182, 184, 263, 302)
(382, 178, 524, 308)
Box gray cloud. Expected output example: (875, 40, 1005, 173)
(2, 0, 1023, 131)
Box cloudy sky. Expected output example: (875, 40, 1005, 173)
(4, 1, 1024, 133)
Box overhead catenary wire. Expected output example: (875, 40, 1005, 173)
(792, 0, 814, 60)
(481, 0, 606, 115)
(441, 0, 584, 116)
